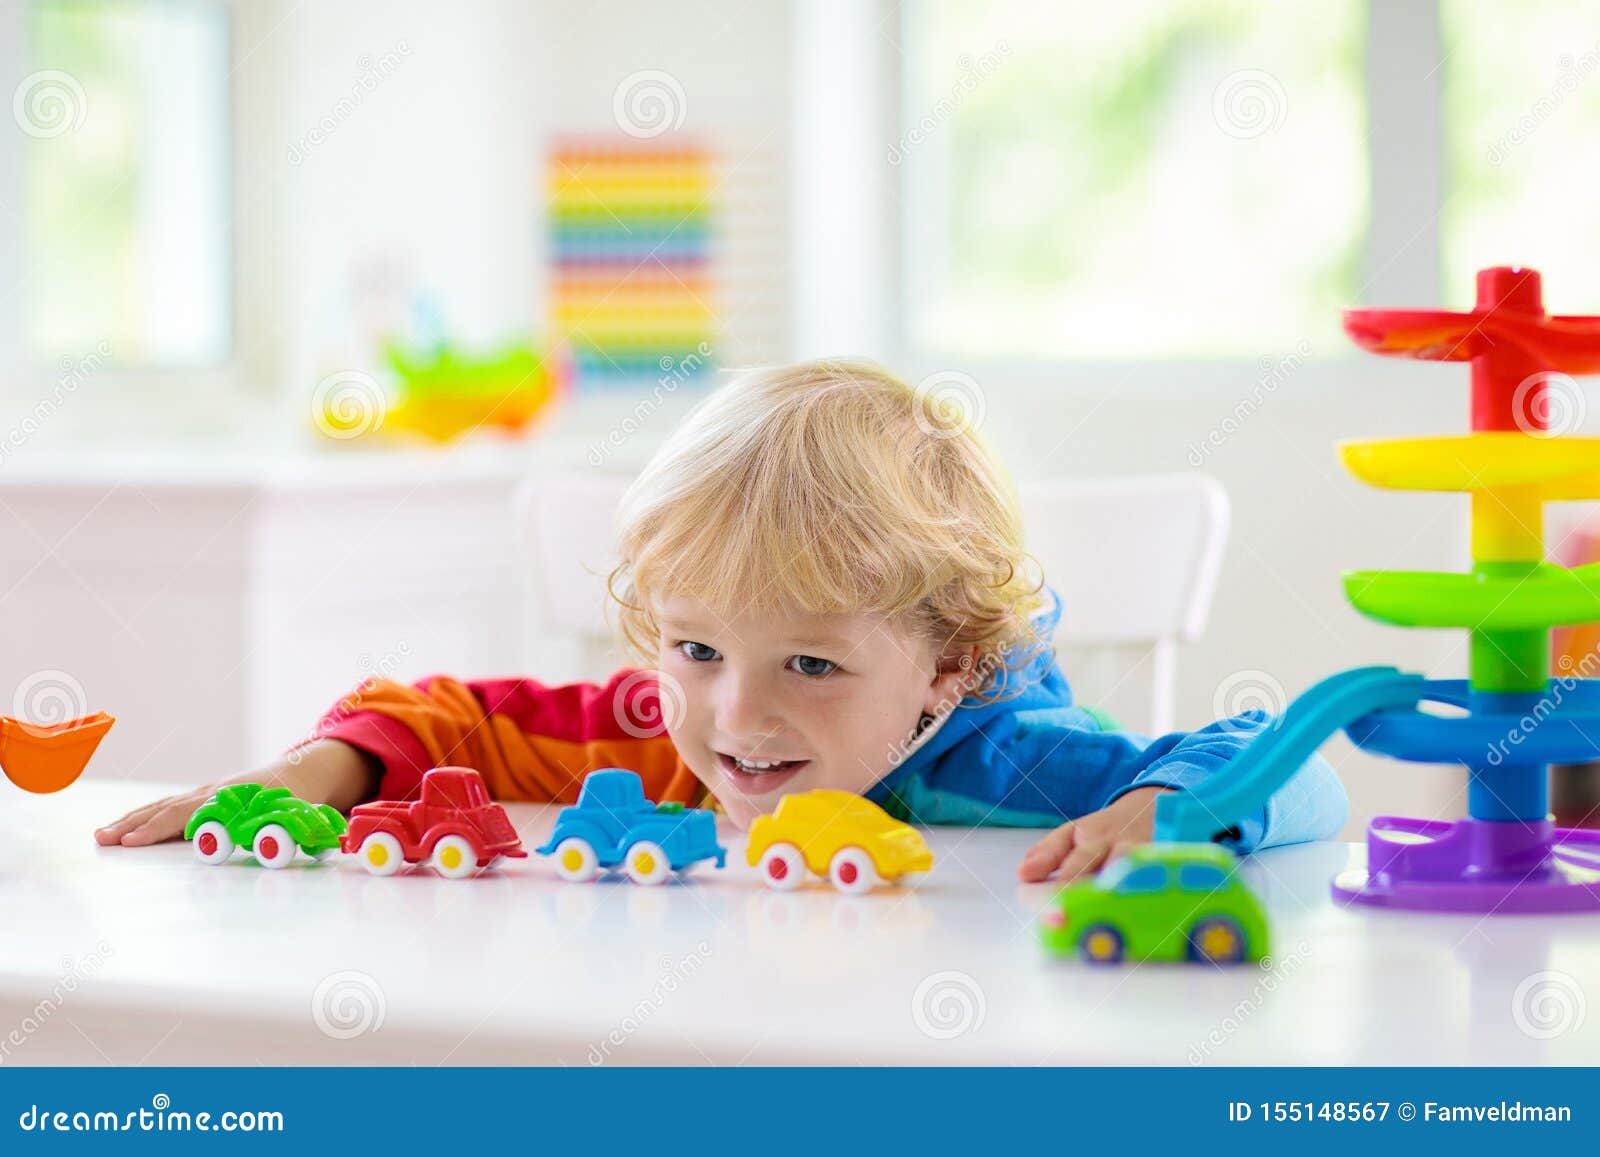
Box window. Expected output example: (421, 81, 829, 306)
(21, 0, 231, 366)
(1441, 1, 1600, 310)
(899, 0, 1368, 359)
(1102, 862, 1168, 894)
(1178, 863, 1228, 892)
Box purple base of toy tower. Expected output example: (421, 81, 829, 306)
(1332, 816, 1600, 912)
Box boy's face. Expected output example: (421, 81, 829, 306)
(657, 596, 967, 829)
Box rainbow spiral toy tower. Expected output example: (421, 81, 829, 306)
(1155, 266, 1600, 912)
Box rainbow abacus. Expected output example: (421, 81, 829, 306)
(1156, 266, 1600, 912)
(547, 141, 718, 382)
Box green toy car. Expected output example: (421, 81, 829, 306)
(185, 784, 348, 869)
(1039, 843, 1269, 965)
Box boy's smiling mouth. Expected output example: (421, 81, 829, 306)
(715, 751, 810, 794)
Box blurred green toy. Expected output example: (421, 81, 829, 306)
(1038, 843, 1269, 965)
(379, 339, 569, 442)
(314, 338, 569, 444)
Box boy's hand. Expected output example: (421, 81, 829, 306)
(93, 739, 381, 848)
(1017, 786, 1171, 883)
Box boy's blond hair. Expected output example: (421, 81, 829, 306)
(609, 359, 1044, 692)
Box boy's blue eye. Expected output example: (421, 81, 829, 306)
(680, 641, 721, 662)
(789, 654, 837, 678)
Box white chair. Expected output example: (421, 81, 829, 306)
(1019, 474, 1229, 733)
(515, 472, 1229, 733)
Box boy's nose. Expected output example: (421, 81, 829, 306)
(715, 676, 782, 738)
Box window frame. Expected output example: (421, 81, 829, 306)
(0, 0, 262, 409)
(796, 1, 1449, 389)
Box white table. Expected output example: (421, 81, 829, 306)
(0, 442, 621, 789)
(5, 781, 1599, 1065)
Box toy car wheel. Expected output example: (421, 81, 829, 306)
(624, 840, 672, 886)
(827, 846, 881, 895)
(191, 820, 235, 865)
(252, 823, 298, 870)
(430, 834, 479, 880)
(357, 832, 405, 877)
(1078, 924, 1126, 964)
(1188, 916, 1248, 964)
(552, 837, 600, 883)
(758, 842, 807, 891)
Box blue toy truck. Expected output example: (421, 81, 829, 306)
(535, 768, 726, 884)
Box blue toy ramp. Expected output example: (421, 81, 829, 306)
(1154, 666, 1426, 842)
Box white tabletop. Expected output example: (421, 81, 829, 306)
(5, 781, 1598, 1065)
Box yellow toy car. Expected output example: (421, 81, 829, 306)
(745, 790, 934, 894)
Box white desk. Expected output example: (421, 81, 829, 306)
(0, 443, 628, 789)
(6, 781, 1599, 1065)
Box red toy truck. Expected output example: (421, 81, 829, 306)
(341, 766, 526, 879)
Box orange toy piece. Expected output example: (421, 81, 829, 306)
(0, 712, 115, 793)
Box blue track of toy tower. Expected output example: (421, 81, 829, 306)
(1153, 666, 1427, 842)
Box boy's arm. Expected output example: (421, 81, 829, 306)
(886, 706, 1348, 851)
(309, 669, 697, 804)
(1091, 712, 1349, 852)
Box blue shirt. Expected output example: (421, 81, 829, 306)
(866, 590, 1349, 852)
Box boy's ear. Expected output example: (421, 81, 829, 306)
(923, 645, 982, 716)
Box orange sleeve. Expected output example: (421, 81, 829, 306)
(309, 670, 704, 806)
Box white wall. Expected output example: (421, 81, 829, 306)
(232, 0, 792, 395)
(242, 0, 545, 390)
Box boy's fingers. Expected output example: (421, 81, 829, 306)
(1017, 824, 1076, 882)
(1055, 837, 1110, 883)
(119, 804, 192, 847)
(94, 799, 174, 844)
